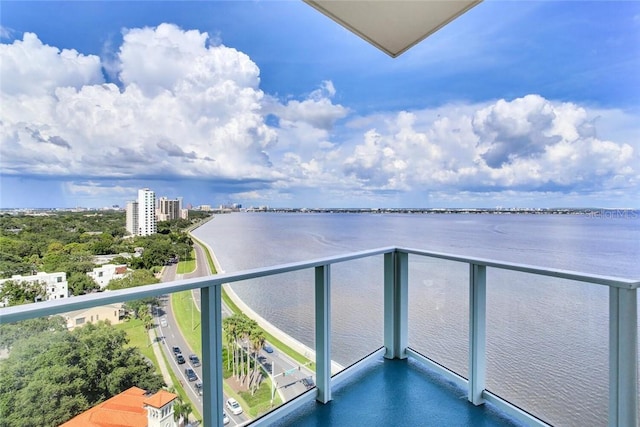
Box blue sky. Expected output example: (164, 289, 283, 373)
(1, 1, 639, 209)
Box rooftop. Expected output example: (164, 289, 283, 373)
(60, 386, 177, 427)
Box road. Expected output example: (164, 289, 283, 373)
(155, 242, 316, 425)
(156, 262, 247, 426)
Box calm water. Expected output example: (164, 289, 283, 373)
(192, 212, 639, 426)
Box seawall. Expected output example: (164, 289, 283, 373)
(189, 226, 343, 374)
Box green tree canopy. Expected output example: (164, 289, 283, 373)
(68, 272, 100, 296)
(0, 279, 46, 306)
(106, 269, 159, 290)
(0, 319, 165, 427)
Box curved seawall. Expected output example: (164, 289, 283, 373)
(189, 229, 343, 374)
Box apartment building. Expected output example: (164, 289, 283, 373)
(87, 264, 129, 289)
(0, 271, 68, 307)
(137, 188, 156, 236)
(126, 200, 139, 235)
(156, 196, 181, 222)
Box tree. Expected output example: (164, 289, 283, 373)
(0, 279, 46, 306)
(172, 393, 193, 425)
(106, 269, 159, 290)
(0, 319, 165, 427)
(0, 315, 67, 351)
(68, 272, 99, 295)
(249, 328, 266, 395)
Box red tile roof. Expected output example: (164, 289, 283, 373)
(60, 387, 176, 427)
(143, 390, 177, 409)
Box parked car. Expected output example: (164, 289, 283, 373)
(172, 346, 181, 355)
(189, 354, 201, 367)
(175, 354, 185, 364)
(301, 377, 315, 389)
(185, 368, 197, 382)
(226, 398, 243, 415)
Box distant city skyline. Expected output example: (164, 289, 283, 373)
(1, 1, 639, 209)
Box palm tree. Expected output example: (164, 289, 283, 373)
(222, 316, 236, 375)
(249, 328, 265, 395)
(168, 388, 192, 426)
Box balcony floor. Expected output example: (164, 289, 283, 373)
(272, 357, 523, 427)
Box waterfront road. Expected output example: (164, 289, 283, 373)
(156, 241, 316, 425)
(157, 262, 248, 426)
(186, 242, 316, 403)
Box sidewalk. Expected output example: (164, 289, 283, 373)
(148, 328, 174, 388)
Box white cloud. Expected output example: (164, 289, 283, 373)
(265, 80, 348, 132)
(0, 32, 103, 96)
(339, 96, 638, 195)
(1, 25, 278, 182)
(0, 25, 637, 207)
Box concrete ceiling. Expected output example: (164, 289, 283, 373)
(304, 0, 482, 57)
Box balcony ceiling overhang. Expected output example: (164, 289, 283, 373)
(304, 0, 482, 57)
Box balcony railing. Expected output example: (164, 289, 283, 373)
(1, 247, 637, 427)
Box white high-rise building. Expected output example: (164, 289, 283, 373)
(125, 200, 138, 235)
(137, 188, 156, 236)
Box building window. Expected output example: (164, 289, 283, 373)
(57, 276, 62, 282)
(76, 317, 85, 325)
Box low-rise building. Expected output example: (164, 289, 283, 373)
(87, 264, 129, 289)
(0, 271, 68, 307)
(60, 386, 177, 427)
(63, 303, 126, 330)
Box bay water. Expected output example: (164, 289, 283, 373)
(192, 212, 639, 426)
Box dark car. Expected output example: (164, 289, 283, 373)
(172, 346, 181, 355)
(189, 354, 201, 367)
(263, 344, 274, 354)
(301, 377, 315, 389)
(176, 354, 185, 364)
(185, 368, 198, 382)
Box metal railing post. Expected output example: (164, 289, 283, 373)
(384, 251, 408, 359)
(469, 264, 487, 405)
(315, 264, 331, 403)
(201, 284, 223, 427)
(609, 287, 638, 427)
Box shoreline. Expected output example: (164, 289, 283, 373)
(189, 224, 343, 374)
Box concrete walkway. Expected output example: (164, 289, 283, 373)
(148, 328, 174, 388)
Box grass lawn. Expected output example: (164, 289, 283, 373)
(115, 317, 203, 423)
(172, 290, 202, 356)
(172, 291, 282, 417)
(177, 249, 196, 274)
(115, 318, 158, 371)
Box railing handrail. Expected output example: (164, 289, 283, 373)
(1, 245, 637, 325)
(399, 246, 640, 289)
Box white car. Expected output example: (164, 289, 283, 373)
(223, 411, 230, 425)
(160, 317, 168, 327)
(226, 398, 243, 415)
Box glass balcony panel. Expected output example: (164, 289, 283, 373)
(407, 256, 469, 378)
(0, 298, 187, 426)
(330, 256, 384, 371)
(485, 268, 609, 426)
(225, 270, 316, 419)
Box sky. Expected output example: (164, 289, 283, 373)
(1, 1, 639, 209)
